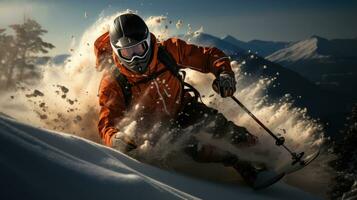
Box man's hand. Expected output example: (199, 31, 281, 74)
(112, 132, 137, 152)
(212, 72, 236, 97)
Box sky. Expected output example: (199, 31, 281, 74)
(1, 0, 357, 55)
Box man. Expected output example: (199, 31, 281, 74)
(94, 13, 283, 189)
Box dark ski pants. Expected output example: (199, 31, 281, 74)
(174, 100, 258, 163)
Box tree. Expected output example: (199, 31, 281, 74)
(0, 19, 55, 89)
(0, 28, 16, 89)
(0, 29, 7, 76)
(329, 104, 357, 199)
(10, 19, 55, 81)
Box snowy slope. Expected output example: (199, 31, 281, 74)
(266, 36, 357, 64)
(0, 114, 320, 200)
(266, 36, 329, 63)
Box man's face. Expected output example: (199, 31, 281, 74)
(118, 42, 147, 61)
(111, 33, 152, 74)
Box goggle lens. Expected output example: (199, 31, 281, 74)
(118, 42, 147, 60)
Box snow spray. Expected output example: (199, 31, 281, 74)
(0, 10, 324, 176)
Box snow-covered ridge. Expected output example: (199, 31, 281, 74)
(188, 32, 244, 55)
(0, 115, 319, 200)
(266, 36, 357, 64)
(266, 37, 329, 63)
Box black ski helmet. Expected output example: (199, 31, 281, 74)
(109, 13, 152, 74)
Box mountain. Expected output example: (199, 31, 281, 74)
(34, 54, 70, 66)
(222, 35, 291, 57)
(184, 33, 245, 56)
(266, 36, 357, 99)
(51, 54, 70, 65)
(266, 36, 357, 64)
(187, 33, 354, 137)
(266, 36, 329, 64)
(221, 35, 248, 50)
(0, 115, 318, 200)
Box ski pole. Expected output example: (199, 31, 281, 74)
(230, 96, 305, 165)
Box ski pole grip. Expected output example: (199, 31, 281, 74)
(275, 136, 285, 146)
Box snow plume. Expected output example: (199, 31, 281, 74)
(0, 10, 136, 142)
(183, 64, 324, 168)
(123, 61, 324, 171)
(0, 11, 324, 183)
(0, 10, 196, 142)
(145, 15, 183, 41)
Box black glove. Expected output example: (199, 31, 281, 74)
(112, 132, 138, 152)
(212, 72, 236, 97)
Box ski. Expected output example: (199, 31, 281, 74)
(276, 149, 320, 175)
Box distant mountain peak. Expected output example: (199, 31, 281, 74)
(266, 37, 328, 63)
(222, 34, 237, 40)
(267, 35, 357, 64)
(191, 32, 212, 40)
(222, 35, 290, 56)
(187, 32, 244, 54)
(308, 35, 330, 46)
(310, 35, 327, 40)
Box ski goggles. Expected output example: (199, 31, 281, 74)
(112, 34, 151, 63)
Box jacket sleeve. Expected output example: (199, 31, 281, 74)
(94, 31, 113, 71)
(162, 38, 233, 76)
(97, 72, 126, 147)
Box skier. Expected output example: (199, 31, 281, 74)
(94, 13, 283, 189)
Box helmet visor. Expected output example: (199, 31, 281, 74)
(118, 42, 147, 61)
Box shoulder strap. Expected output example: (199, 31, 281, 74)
(113, 67, 132, 107)
(157, 45, 181, 80)
(158, 45, 201, 102)
(113, 45, 201, 108)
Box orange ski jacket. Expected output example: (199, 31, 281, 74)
(94, 32, 233, 146)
